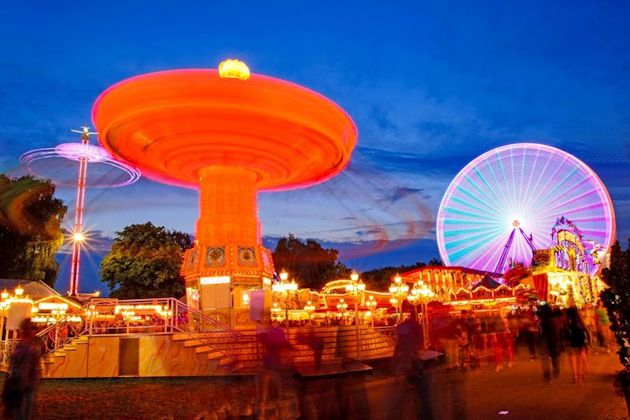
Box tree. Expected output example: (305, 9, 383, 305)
(0, 175, 66, 287)
(100, 222, 192, 298)
(272, 234, 349, 290)
(601, 240, 630, 370)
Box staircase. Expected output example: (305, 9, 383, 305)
(172, 330, 257, 374)
(172, 325, 396, 372)
(41, 334, 90, 378)
(287, 326, 395, 365)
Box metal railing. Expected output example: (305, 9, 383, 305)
(82, 297, 242, 336)
(37, 315, 88, 355)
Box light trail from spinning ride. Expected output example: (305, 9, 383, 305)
(20, 127, 141, 295)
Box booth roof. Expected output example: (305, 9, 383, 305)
(0, 279, 60, 301)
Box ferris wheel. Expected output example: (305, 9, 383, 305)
(436, 143, 616, 276)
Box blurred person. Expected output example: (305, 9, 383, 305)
(595, 300, 614, 353)
(461, 310, 475, 343)
(581, 304, 597, 349)
(443, 316, 459, 370)
(566, 307, 589, 385)
(389, 312, 434, 420)
(297, 325, 324, 370)
(470, 319, 485, 369)
(455, 324, 471, 370)
(393, 311, 422, 377)
(552, 307, 567, 355)
(520, 310, 538, 360)
(3, 319, 43, 420)
(539, 304, 561, 381)
(257, 321, 292, 418)
(491, 315, 514, 371)
(507, 311, 520, 354)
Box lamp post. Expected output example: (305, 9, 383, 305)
(336, 298, 348, 319)
(407, 290, 420, 317)
(413, 280, 435, 348)
(273, 269, 297, 332)
(345, 270, 365, 359)
(0, 290, 8, 343)
(389, 275, 409, 324)
(366, 296, 377, 326)
(304, 301, 315, 324)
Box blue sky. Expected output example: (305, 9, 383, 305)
(1, 1, 629, 293)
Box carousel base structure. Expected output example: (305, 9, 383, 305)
(33, 325, 395, 379)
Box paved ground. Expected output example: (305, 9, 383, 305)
(1, 346, 627, 419)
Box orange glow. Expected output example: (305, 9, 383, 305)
(92, 65, 357, 309)
(92, 69, 357, 191)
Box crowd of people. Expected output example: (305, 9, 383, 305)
(429, 301, 615, 385)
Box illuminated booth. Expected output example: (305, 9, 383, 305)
(525, 217, 608, 307)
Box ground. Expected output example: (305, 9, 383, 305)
(2, 348, 627, 419)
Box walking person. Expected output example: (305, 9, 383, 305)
(3, 319, 43, 420)
(566, 307, 589, 385)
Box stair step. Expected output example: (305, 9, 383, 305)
(219, 358, 234, 366)
(206, 351, 224, 360)
(173, 331, 239, 341)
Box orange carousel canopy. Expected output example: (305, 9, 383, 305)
(92, 68, 357, 191)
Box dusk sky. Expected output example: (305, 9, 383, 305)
(1, 1, 629, 294)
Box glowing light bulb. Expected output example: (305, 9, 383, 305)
(73, 232, 85, 242)
(218, 59, 250, 80)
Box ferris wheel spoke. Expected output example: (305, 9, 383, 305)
(535, 169, 588, 213)
(444, 226, 504, 250)
(560, 200, 605, 215)
(517, 147, 527, 206)
(569, 216, 609, 224)
(579, 229, 607, 239)
(473, 166, 501, 203)
(532, 165, 578, 211)
(525, 156, 569, 211)
(483, 238, 508, 273)
(454, 186, 502, 217)
(496, 152, 516, 215)
(539, 188, 599, 218)
(536, 177, 591, 213)
(443, 226, 501, 237)
(457, 176, 502, 212)
(451, 196, 500, 218)
(484, 157, 510, 205)
(458, 235, 506, 270)
(510, 148, 519, 213)
(443, 207, 498, 222)
(521, 150, 554, 212)
(447, 228, 506, 262)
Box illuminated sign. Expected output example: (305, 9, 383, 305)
(200, 276, 231, 285)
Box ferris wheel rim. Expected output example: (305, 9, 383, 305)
(436, 142, 616, 274)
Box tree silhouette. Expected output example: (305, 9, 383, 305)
(100, 222, 192, 298)
(0, 174, 66, 287)
(272, 234, 349, 290)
